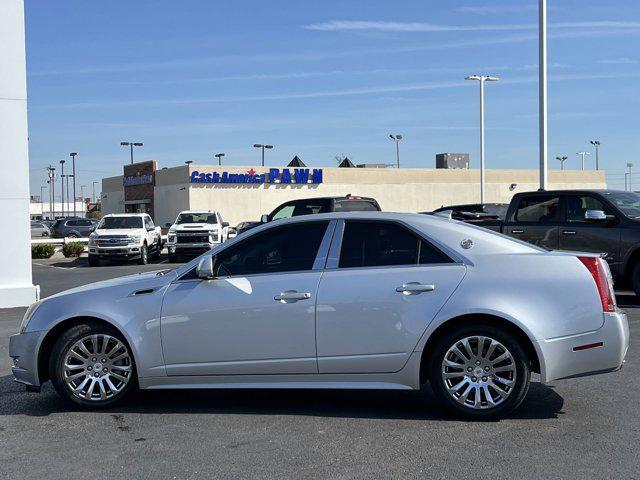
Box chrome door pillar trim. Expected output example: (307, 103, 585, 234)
(312, 220, 338, 271)
(325, 219, 345, 270)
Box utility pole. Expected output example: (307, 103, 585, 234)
(628, 163, 634, 191)
(47, 166, 56, 219)
(69, 152, 77, 216)
(389, 134, 403, 168)
(93, 181, 99, 203)
(539, 0, 548, 191)
(465, 75, 499, 203)
(590, 140, 601, 170)
(40, 185, 46, 218)
(577, 151, 590, 170)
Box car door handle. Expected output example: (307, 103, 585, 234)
(562, 230, 577, 235)
(395, 283, 435, 295)
(274, 290, 312, 302)
(511, 229, 524, 234)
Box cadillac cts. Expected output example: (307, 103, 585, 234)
(10, 212, 629, 418)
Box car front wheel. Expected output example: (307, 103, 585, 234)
(49, 322, 135, 408)
(138, 244, 148, 265)
(428, 324, 530, 420)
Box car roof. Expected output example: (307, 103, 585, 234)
(514, 189, 629, 195)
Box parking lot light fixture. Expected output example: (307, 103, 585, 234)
(389, 134, 403, 168)
(69, 152, 78, 217)
(215, 153, 225, 166)
(120, 141, 144, 164)
(185, 160, 193, 165)
(92, 181, 99, 203)
(59, 159, 66, 217)
(577, 151, 590, 170)
(628, 163, 634, 191)
(465, 75, 499, 203)
(590, 140, 601, 170)
(253, 144, 273, 166)
(555, 156, 568, 170)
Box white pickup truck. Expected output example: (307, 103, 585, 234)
(166, 210, 234, 262)
(88, 213, 163, 266)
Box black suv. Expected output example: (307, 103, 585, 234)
(237, 195, 381, 234)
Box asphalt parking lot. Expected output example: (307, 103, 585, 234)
(0, 256, 638, 479)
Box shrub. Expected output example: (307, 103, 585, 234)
(62, 242, 85, 258)
(31, 244, 55, 259)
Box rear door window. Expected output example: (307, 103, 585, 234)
(338, 221, 451, 268)
(514, 196, 561, 223)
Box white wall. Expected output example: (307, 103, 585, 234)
(0, 0, 38, 306)
(29, 201, 88, 219)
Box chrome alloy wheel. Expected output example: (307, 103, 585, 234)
(441, 336, 516, 410)
(62, 334, 132, 401)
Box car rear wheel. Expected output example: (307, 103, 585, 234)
(66, 233, 79, 238)
(49, 323, 135, 408)
(138, 244, 148, 265)
(428, 324, 530, 420)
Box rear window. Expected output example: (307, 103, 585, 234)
(333, 199, 380, 212)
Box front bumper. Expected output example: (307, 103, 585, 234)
(9, 330, 46, 388)
(88, 245, 141, 257)
(537, 310, 629, 383)
(168, 242, 219, 255)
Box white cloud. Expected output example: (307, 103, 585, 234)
(456, 5, 538, 15)
(303, 20, 640, 33)
(598, 57, 638, 65)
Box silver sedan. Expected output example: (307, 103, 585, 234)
(10, 212, 629, 419)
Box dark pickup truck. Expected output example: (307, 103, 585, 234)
(439, 190, 640, 294)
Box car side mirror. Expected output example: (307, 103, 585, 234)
(222, 222, 229, 227)
(585, 210, 607, 222)
(260, 214, 269, 223)
(196, 256, 215, 280)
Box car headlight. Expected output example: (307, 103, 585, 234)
(168, 234, 176, 243)
(127, 235, 141, 244)
(20, 301, 42, 333)
(88, 233, 97, 246)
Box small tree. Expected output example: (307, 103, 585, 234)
(62, 242, 85, 258)
(31, 244, 55, 259)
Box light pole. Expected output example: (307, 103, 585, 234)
(62, 174, 72, 216)
(69, 152, 77, 217)
(80, 185, 86, 201)
(465, 75, 499, 204)
(577, 151, 590, 170)
(59, 159, 66, 217)
(555, 156, 568, 170)
(389, 134, 403, 168)
(48, 166, 56, 219)
(185, 160, 193, 165)
(92, 181, 99, 203)
(120, 141, 143, 164)
(627, 163, 634, 191)
(539, 0, 548, 191)
(253, 144, 273, 166)
(215, 153, 225, 166)
(590, 140, 601, 170)
(40, 185, 46, 218)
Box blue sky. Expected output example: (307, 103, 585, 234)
(25, 0, 640, 197)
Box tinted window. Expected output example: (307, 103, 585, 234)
(175, 213, 217, 224)
(566, 196, 612, 223)
(292, 199, 331, 216)
(339, 221, 451, 268)
(98, 217, 143, 229)
(66, 220, 78, 227)
(333, 199, 380, 212)
(515, 196, 560, 223)
(604, 192, 640, 218)
(216, 222, 328, 276)
(78, 220, 92, 227)
(271, 203, 295, 220)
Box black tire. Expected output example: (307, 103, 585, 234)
(151, 242, 161, 260)
(428, 323, 531, 420)
(88, 254, 100, 267)
(66, 233, 79, 238)
(49, 322, 136, 408)
(168, 253, 177, 263)
(138, 244, 148, 265)
(631, 262, 640, 297)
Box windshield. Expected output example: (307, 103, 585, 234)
(175, 213, 217, 224)
(98, 217, 143, 229)
(605, 192, 640, 218)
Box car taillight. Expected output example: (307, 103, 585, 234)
(577, 256, 616, 312)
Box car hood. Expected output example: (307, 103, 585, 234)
(173, 223, 218, 230)
(93, 228, 145, 236)
(46, 269, 178, 299)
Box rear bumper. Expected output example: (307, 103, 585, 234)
(9, 330, 45, 388)
(537, 310, 629, 383)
